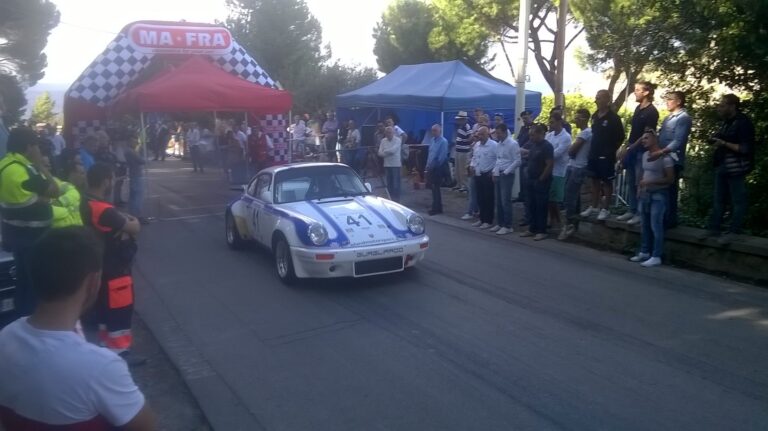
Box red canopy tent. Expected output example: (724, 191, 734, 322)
(109, 56, 292, 114)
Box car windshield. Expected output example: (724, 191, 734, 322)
(273, 165, 369, 203)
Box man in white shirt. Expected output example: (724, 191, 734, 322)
(491, 123, 521, 235)
(291, 115, 307, 156)
(0, 227, 153, 430)
(377, 126, 402, 202)
(469, 126, 498, 229)
(560, 109, 593, 240)
(51, 125, 66, 156)
(186, 122, 203, 173)
(545, 113, 572, 230)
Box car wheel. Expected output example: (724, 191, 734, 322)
(225, 211, 245, 250)
(273, 235, 296, 285)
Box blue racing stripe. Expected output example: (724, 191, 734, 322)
(307, 200, 351, 247)
(354, 197, 412, 238)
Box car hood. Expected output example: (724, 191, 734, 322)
(278, 196, 414, 247)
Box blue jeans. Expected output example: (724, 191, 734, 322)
(466, 176, 479, 215)
(494, 173, 515, 228)
(385, 166, 401, 202)
(708, 167, 747, 234)
(639, 189, 668, 258)
(129, 176, 144, 218)
(564, 166, 586, 224)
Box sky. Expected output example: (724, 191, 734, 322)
(34, 0, 604, 96)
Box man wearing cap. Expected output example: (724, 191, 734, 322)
(453, 111, 472, 192)
(516, 110, 534, 225)
(490, 113, 505, 141)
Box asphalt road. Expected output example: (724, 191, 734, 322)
(135, 159, 768, 431)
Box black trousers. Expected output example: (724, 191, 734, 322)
(476, 172, 495, 224)
(430, 169, 443, 212)
(526, 177, 552, 234)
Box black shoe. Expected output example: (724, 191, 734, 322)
(428, 210, 443, 216)
(119, 351, 147, 367)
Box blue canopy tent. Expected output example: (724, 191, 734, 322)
(335, 60, 542, 145)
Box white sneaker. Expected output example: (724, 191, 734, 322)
(630, 252, 650, 262)
(490, 225, 501, 232)
(461, 213, 473, 220)
(580, 206, 597, 217)
(471, 220, 482, 227)
(627, 215, 642, 225)
(496, 227, 512, 235)
(616, 212, 634, 221)
(479, 223, 491, 229)
(641, 257, 662, 267)
(597, 209, 610, 220)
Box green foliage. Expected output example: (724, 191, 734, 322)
(29, 91, 56, 125)
(538, 93, 632, 133)
(225, 0, 376, 114)
(372, 0, 490, 73)
(225, 0, 328, 92)
(0, 0, 60, 86)
(296, 62, 379, 114)
(0, 74, 27, 125)
(570, 0, 683, 108)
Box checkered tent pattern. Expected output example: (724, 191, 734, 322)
(65, 30, 290, 163)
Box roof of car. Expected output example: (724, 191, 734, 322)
(260, 162, 350, 175)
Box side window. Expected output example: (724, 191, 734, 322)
(247, 177, 259, 196)
(255, 174, 272, 201)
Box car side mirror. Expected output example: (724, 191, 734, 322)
(365, 183, 373, 193)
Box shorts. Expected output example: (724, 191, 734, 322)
(587, 157, 616, 181)
(549, 175, 565, 202)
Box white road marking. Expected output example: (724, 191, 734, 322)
(157, 213, 222, 222)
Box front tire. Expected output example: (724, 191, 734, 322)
(225, 211, 245, 250)
(273, 235, 296, 285)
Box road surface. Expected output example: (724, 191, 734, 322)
(134, 160, 768, 431)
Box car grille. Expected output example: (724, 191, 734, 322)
(354, 257, 404, 277)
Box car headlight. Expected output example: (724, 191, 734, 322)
(308, 222, 328, 245)
(407, 214, 425, 235)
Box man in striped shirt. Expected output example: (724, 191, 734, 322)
(453, 111, 473, 192)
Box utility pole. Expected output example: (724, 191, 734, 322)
(514, 0, 531, 138)
(554, 0, 568, 109)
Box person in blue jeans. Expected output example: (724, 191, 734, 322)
(491, 124, 520, 235)
(630, 130, 675, 267)
(425, 124, 448, 215)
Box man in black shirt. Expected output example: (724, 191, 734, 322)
(582, 90, 626, 221)
(516, 110, 534, 223)
(616, 81, 659, 225)
(520, 124, 553, 241)
(701, 94, 756, 243)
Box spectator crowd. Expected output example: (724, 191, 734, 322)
(420, 85, 756, 268)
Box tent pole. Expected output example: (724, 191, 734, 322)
(140, 112, 150, 220)
(288, 110, 292, 164)
(244, 112, 249, 180)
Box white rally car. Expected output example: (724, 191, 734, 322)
(225, 163, 429, 283)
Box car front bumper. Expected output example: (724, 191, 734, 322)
(290, 235, 429, 278)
